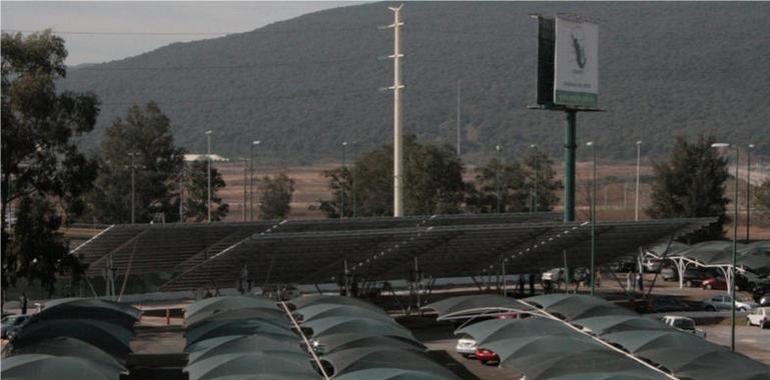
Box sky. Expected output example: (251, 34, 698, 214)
(1, 1, 359, 65)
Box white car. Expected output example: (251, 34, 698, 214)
(747, 307, 769, 329)
(455, 335, 478, 357)
(702, 294, 758, 312)
(661, 315, 706, 338)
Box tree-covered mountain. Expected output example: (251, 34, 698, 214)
(61, 1, 770, 164)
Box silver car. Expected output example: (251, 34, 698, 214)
(455, 334, 478, 357)
(702, 294, 758, 312)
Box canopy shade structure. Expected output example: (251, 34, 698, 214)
(294, 304, 394, 324)
(457, 318, 668, 380)
(320, 346, 459, 379)
(183, 351, 318, 380)
(185, 296, 278, 320)
(187, 334, 303, 365)
(184, 318, 296, 347)
(5, 336, 128, 372)
(335, 368, 459, 380)
(11, 319, 134, 358)
(185, 307, 287, 329)
(153, 217, 715, 291)
(1, 353, 123, 380)
(301, 316, 415, 341)
(523, 294, 770, 380)
(525, 294, 637, 321)
(288, 295, 387, 314)
(312, 333, 426, 356)
(32, 298, 140, 330)
(424, 294, 535, 320)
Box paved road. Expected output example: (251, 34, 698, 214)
(702, 323, 770, 364)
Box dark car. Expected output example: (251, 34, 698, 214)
(661, 267, 716, 287)
(1, 314, 29, 339)
(610, 257, 638, 273)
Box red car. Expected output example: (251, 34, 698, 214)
(474, 348, 499, 365)
(701, 277, 727, 290)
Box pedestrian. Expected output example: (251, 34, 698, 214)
(20, 292, 28, 315)
(518, 274, 525, 296)
(596, 271, 602, 287)
(626, 271, 633, 292)
(637, 272, 644, 293)
(528, 274, 535, 296)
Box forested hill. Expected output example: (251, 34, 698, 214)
(61, 2, 770, 163)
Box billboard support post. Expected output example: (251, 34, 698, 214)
(530, 14, 603, 223)
(564, 110, 577, 222)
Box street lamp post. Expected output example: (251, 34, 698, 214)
(205, 130, 213, 223)
(530, 144, 538, 213)
(351, 141, 357, 218)
(341, 141, 348, 219)
(496, 145, 502, 213)
(747, 144, 755, 241)
(587, 141, 597, 296)
(711, 142, 738, 352)
(250, 140, 260, 221)
(635, 140, 642, 221)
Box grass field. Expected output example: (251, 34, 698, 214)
(213, 161, 770, 239)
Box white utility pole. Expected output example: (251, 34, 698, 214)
(388, 5, 404, 217)
(456, 80, 461, 156)
(635, 140, 642, 221)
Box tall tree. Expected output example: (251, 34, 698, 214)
(182, 160, 229, 222)
(647, 135, 729, 238)
(523, 147, 562, 212)
(258, 173, 295, 220)
(1, 31, 99, 292)
(754, 179, 770, 217)
(88, 102, 185, 224)
(319, 136, 469, 217)
(466, 158, 528, 213)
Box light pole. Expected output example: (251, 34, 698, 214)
(747, 144, 755, 241)
(205, 130, 213, 223)
(586, 141, 597, 296)
(250, 140, 260, 221)
(341, 141, 348, 219)
(351, 141, 358, 218)
(128, 152, 140, 224)
(711, 142, 738, 352)
(635, 140, 642, 221)
(496, 145, 502, 213)
(530, 144, 538, 213)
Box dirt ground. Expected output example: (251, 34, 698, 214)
(213, 162, 770, 239)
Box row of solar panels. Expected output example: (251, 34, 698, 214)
(1, 298, 141, 380)
(425, 294, 770, 380)
(180, 294, 460, 379)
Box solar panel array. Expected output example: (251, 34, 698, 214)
(69, 214, 716, 293)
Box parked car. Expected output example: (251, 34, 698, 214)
(455, 334, 478, 357)
(701, 277, 727, 290)
(541, 268, 564, 283)
(662, 267, 714, 287)
(662, 315, 706, 338)
(474, 347, 499, 365)
(642, 258, 664, 273)
(702, 294, 758, 312)
(610, 257, 638, 273)
(645, 296, 691, 313)
(746, 307, 770, 329)
(759, 295, 770, 307)
(1, 314, 29, 339)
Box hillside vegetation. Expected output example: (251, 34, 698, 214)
(61, 1, 770, 163)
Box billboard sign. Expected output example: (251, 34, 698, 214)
(554, 16, 598, 108)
